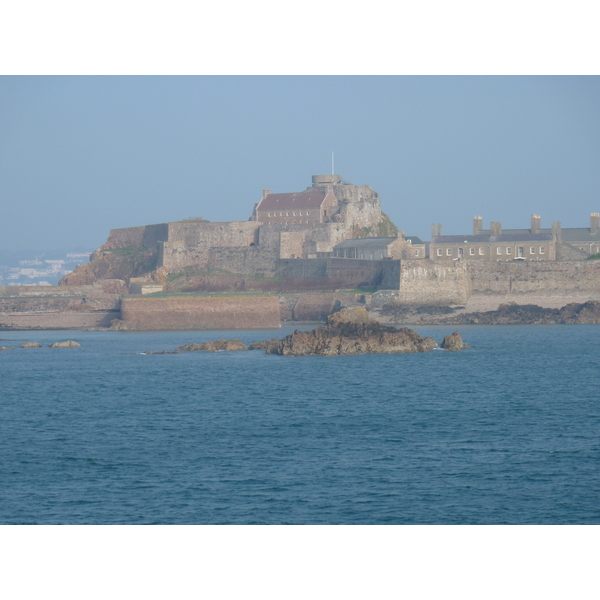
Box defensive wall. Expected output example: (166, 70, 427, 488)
(396, 259, 600, 306)
(398, 261, 471, 305)
(99, 223, 170, 252)
(276, 258, 396, 289)
(119, 296, 281, 330)
(0, 283, 124, 330)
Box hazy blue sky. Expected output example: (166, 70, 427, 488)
(1, 76, 599, 253)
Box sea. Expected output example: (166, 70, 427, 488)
(1, 324, 599, 525)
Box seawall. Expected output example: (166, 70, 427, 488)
(119, 296, 281, 330)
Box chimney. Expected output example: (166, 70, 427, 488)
(591, 212, 599, 234)
(431, 223, 436, 240)
(552, 221, 562, 242)
(437, 224, 442, 237)
(490, 221, 502, 236)
(262, 189, 271, 201)
(531, 214, 541, 234)
(473, 215, 483, 235)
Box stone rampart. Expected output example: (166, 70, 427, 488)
(395, 259, 600, 306)
(399, 260, 471, 305)
(119, 296, 281, 330)
(208, 247, 280, 278)
(101, 223, 169, 251)
(466, 260, 600, 296)
(167, 221, 260, 247)
(0, 311, 117, 330)
(292, 294, 343, 321)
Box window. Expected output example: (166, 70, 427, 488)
(469, 248, 475, 255)
(437, 248, 443, 256)
(530, 247, 536, 254)
(506, 247, 512, 254)
(497, 247, 502, 255)
(415, 250, 420, 257)
(540, 246, 545, 254)
(479, 247, 484, 255)
(446, 248, 452, 256)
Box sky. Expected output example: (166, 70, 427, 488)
(1, 75, 599, 253)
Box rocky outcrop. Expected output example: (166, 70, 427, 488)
(258, 308, 456, 356)
(377, 300, 600, 326)
(248, 339, 281, 352)
(440, 332, 469, 351)
(176, 339, 247, 352)
(49, 340, 81, 348)
(21, 342, 42, 348)
(59, 247, 157, 286)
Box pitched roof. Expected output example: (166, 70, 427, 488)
(334, 237, 399, 249)
(434, 233, 553, 243)
(405, 236, 425, 245)
(257, 190, 327, 211)
(480, 227, 600, 242)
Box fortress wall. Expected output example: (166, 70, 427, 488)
(120, 296, 281, 330)
(399, 260, 471, 305)
(276, 259, 328, 280)
(396, 259, 600, 306)
(159, 241, 210, 271)
(208, 247, 280, 278)
(466, 260, 600, 296)
(0, 296, 119, 313)
(0, 311, 118, 330)
(167, 221, 260, 248)
(292, 294, 342, 321)
(102, 223, 169, 250)
(325, 258, 385, 287)
(279, 231, 306, 259)
(380, 260, 402, 289)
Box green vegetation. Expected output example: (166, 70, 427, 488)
(585, 252, 600, 260)
(355, 213, 399, 239)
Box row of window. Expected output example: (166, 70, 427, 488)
(267, 211, 312, 217)
(436, 246, 546, 256)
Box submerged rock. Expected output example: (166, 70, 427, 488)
(1, 346, 15, 351)
(21, 342, 42, 348)
(176, 339, 247, 352)
(49, 340, 82, 348)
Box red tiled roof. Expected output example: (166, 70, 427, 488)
(257, 190, 327, 211)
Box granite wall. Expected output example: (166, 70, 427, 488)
(119, 296, 281, 330)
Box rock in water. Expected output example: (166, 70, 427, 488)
(326, 307, 370, 326)
(21, 342, 42, 348)
(440, 332, 469, 351)
(176, 339, 247, 352)
(248, 339, 281, 351)
(267, 321, 442, 357)
(49, 340, 82, 348)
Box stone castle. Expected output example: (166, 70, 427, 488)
(62, 174, 408, 287)
(59, 173, 600, 308)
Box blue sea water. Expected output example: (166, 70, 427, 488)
(1, 324, 599, 524)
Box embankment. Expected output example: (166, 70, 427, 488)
(117, 296, 281, 330)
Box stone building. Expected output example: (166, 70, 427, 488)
(429, 213, 600, 262)
(68, 175, 400, 285)
(333, 235, 426, 260)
